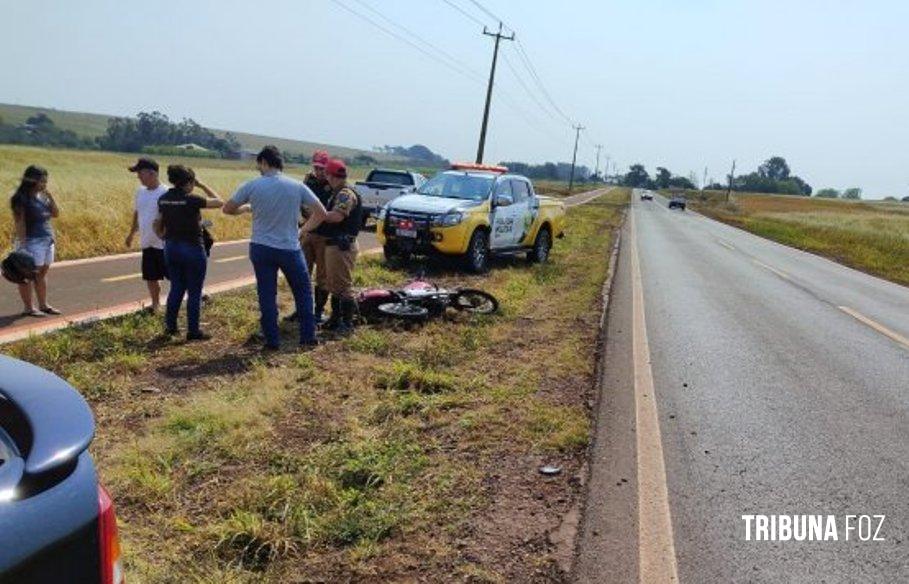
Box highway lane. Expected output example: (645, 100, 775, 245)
(0, 188, 609, 342)
(576, 191, 908, 582)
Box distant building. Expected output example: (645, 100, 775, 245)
(175, 143, 210, 152)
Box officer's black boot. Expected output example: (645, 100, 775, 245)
(322, 295, 341, 330)
(336, 297, 357, 335)
(313, 287, 329, 324)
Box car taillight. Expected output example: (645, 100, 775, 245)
(98, 484, 124, 584)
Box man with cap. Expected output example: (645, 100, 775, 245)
(286, 149, 331, 323)
(309, 158, 363, 334)
(125, 157, 169, 311)
(223, 145, 327, 350)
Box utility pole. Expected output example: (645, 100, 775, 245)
(726, 159, 736, 202)
(475, 22, 515, 164)
(703, 166, 708, 191)
(605, 156, 611, 184)
(568, 124, 584, 193)
(594, 144, 603, 180)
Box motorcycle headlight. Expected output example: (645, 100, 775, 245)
(377, 205, 388, 221)
(432, 212, 463, 227)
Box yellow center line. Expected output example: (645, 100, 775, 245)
(214, 255, 247, 263)
(837, 306, 909, 351)
(102, 272, 142, 282)
(752, 258, 791, 281)
(631, 213, 680, 583)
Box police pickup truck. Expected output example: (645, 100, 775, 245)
(354, 168, 426, 220)
(377, 163, 566, 272)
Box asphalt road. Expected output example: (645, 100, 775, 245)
(576, 191, 908, 583)
(0, 188, 608, 342)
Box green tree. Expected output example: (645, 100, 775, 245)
(815, 188, 840, 198)
(758, 156, 791, 181)
(842, 188, 862, 200)
(654, 167, 671, 189)
(622, 164, 652, 188)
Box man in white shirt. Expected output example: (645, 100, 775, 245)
(125, 157, 169, 311)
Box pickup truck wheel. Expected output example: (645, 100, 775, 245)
(527, 227, 552, 264)
(464, 229, 489, 273)
(384, 244, 407, 267)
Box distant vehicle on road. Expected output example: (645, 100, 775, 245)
(355, 169, 426, 221)
(0, 355, 123, 583)
(668, 195, 687, 210)
(640, 191, 654, 201)
(377, 163, 566, 272)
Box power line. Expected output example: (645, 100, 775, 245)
(435, 0, 584, 149)
(500, 51, 563, 126)
(439, 0, 487, 27)
(348, 0, 484, 84)
(514, 39, 574, 125)
(329, 0, 481, 85)
(466, 0, 510, 31)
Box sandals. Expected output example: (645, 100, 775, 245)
(39, 306, 63, 315)
(21, 309, 46, 318)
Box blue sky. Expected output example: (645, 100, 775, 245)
(2, 0, 908, 197)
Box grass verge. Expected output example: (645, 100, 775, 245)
(5, 188, 628, 582)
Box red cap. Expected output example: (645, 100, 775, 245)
(326, 158, 347, 178)
(312, 150, 329, 167)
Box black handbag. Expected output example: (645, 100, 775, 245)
(202, 226, 215, 257)
(2, 250, 37, 284)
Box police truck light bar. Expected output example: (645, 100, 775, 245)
(450, 162, 508, 174)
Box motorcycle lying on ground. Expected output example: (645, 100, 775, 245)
(357, 279, 498, 322)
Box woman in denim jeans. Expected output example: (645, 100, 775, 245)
(10, 165, 61, 317)
(153, 165, 223, 340)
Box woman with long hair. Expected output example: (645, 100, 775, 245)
(10, 165, 61, 317)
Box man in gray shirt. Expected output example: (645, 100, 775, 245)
(223, 145, 327, 349)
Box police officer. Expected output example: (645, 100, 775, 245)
(286, 150, 331, 323)
(309, 158, 362, 334)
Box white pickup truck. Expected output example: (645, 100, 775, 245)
(355, 169, 426, 219)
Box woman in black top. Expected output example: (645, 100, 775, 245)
(154, 165, 223, 340)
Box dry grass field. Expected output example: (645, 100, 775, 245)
(689, 191, 909, 286)
(0, 145, 370, 259)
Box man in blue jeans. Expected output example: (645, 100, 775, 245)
(223, 146, 327, 349)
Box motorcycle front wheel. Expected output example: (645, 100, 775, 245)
(451, 289, 499, 314)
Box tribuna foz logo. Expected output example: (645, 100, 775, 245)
(742, 515, 886, 542)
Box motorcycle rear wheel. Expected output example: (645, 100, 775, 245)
(378, 302, 430, 321)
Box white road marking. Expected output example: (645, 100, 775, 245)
(837, 306, 909, 351)
(215, 255, 247, 263)
(716, 239, 735, 251)
(631, 212, 680, 583)
(752, 258, 791, 281)
(102, 272, 142, 282)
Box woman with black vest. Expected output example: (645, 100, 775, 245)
(310, 158, 363, 334)
(154, 165, 223, 340)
